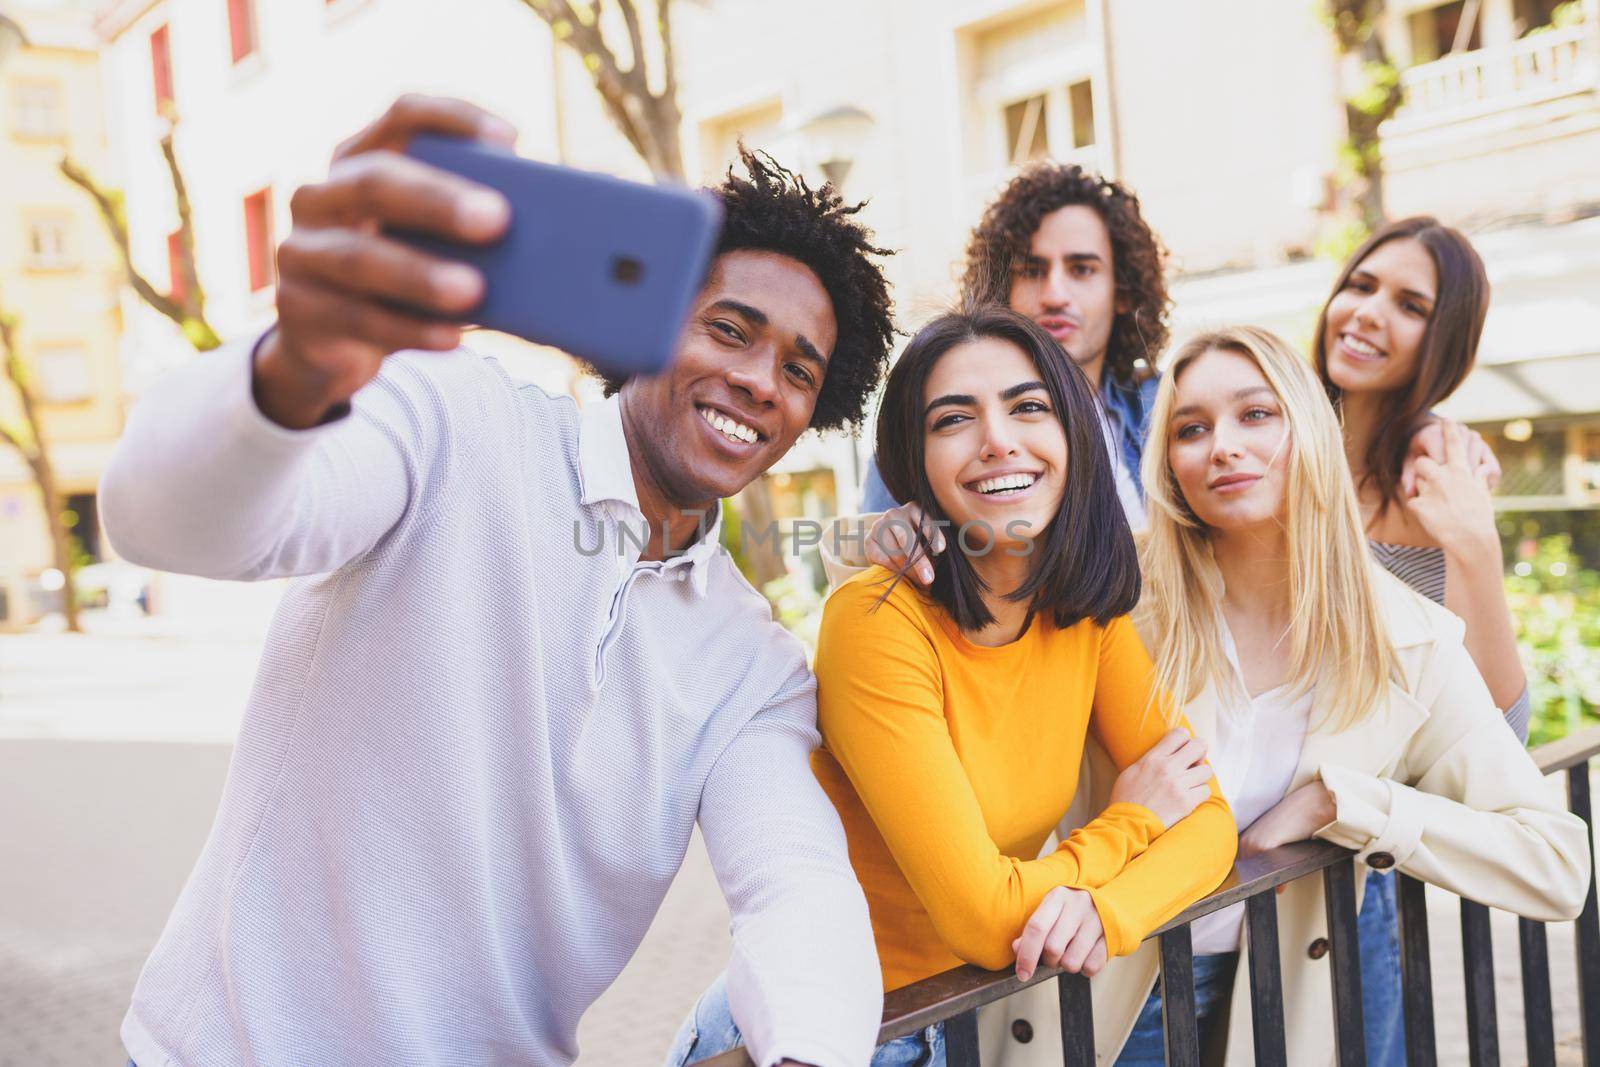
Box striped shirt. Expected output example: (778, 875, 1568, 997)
(1371, 541, 1531, 741)
(100, 339, 881, 1067)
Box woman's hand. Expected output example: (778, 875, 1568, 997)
(864, 502, 944, 585)
(1402, 420, 1500, 559)
(1109, 728, 1214, 830)
(1237, 781, 1336, 860)
(1012, 886, 1107, 982)
(1403, 417, 1502, 495)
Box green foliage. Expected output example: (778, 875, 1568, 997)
(762, 570, 824, 660)
(1525, 0, 1585, 34)
(1348, 60, 1400, 117)
(182, 316, 222, 352)
(719, 497, 752, 580)
(1315, 215, 1371, 263)
(1507, 534, 1600, 746)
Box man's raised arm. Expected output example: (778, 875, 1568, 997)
(100, 96, 515, 581)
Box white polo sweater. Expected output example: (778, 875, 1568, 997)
(100, 338, 880, 1067)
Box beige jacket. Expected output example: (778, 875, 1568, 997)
(819, 518, 1591, 1065)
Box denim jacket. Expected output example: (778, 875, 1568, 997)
(860, 369, 1161, 512)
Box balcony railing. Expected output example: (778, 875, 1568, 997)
(702, 724, 1600, 1067)
(1388, 25, 1598, 131)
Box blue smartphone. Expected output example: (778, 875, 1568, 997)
(398, 134, 723, 377)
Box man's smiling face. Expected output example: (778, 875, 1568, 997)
(621, 249, 838, 506)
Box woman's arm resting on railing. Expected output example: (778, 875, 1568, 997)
(814, 585, 1171, 973)
(1312, 635, 1590, 922)
(1079, 616, 1239, 958)
(697, 674, 882, 1067)
(100, 331, 439, 581)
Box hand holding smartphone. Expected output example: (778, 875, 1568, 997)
(398, 134, 723, 379)
(254, 96, 721, 432)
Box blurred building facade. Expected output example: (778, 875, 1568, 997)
(0, 0, 124, 628)
(92, 0, 1600, 559)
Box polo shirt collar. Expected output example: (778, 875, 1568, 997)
(577, 394, 725, 599)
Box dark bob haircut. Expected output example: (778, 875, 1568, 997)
(961, 163, 1170, 387)
(1312, 216, 1490, 509)
(874, 303, 1140, 633)
(599, 147, 897, 432)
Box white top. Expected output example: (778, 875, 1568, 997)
(1189, 625, 1313, 955)
(100, 338, 881, 1067)
(1097, 401, 1147, 530)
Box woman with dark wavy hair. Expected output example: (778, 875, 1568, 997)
(666, 305, 1237, 1067)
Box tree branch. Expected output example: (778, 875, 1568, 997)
(0, 420, 28, 459)
(616, 0, 649, 90)
(658, 0, 678, 101)
(521, 0, 680, 175)
(58, 155, 185, 323)
(161, 129, 203, 319)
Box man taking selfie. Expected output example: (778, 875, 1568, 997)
(102, 95, 895, 1067)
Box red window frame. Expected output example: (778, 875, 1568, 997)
(150, 24, 174, 111)
(243, 188, 275, 292)
(167, 230, 187, 304)
(227, 0, 258, 64)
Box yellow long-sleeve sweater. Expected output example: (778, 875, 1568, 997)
(812, 569, 1237, 992)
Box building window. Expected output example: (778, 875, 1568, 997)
(1002, 82, 1096, 166)
(228, 0, 259, 63)
(13, 82, 65, 140)
(243, 188, 275, 291)
(150, 24, 174, 111)
(1580, 427, 1600, 501)
(1068, 79, 1096, 150)
(697, 99, 786, 184)
(1407, 1, 1484, 65)
(34, 346, 93, 404)
(1003, 94, 1049, 165)
(167, 229, 188, 304)
(25, 215, 74, 270)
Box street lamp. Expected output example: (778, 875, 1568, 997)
(793, 102, 878, 497)
(0, 13, 27, 69)
(794, 104, 876, 193)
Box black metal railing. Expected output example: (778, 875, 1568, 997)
(702, 723, 1600, 1067)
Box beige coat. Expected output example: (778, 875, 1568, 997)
(979, 568, 1590, 1065)
(819, 521, 1591, 1065)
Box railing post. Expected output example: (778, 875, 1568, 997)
(1519, 917, 1556, 1067)
(1396, 873, 1438, 1067)
(1245, 891, 1288, 1067)
(1057, 972, 1095, 1067)
(1323, 861, 1368, 1067)
(1460, 899, 1500, 1066)
(1569, 763, 1600, 1067)
(945, 1007, 981, 1067)
(1159, 925, 1202, 1067)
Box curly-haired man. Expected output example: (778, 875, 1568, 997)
(103, 96, 893, 1067)
(862, 162, 1169, 527)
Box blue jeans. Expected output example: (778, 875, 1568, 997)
(1115, 952, 1237, 1065)
(666, 971, 944, 1067)
(1357, 869, 1406, 1066)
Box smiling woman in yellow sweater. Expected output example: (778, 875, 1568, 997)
(812, 306, 1236, 996)
(665, 305, 1237, 1067)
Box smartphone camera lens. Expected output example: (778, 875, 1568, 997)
(611, 256, 644, 285)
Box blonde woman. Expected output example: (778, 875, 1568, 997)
(1060, 325, 1587, 1063)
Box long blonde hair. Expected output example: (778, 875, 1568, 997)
(1138, 325, 1396, 731)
